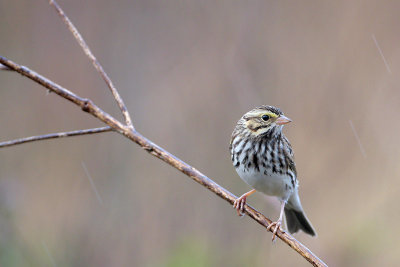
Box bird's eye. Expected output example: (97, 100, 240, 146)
(262, 115, 270, 121)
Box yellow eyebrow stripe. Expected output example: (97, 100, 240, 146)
(245, 110, 278, 118)
(262, 111, 279, 118)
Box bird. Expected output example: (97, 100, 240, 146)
(229, 105, 316, 241)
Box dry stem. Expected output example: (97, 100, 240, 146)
(0, 126, 112, 148)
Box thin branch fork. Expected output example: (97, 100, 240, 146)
(0, 56, 327, 267)
(48, 0, 134, 130)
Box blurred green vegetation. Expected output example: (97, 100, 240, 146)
(163, 238, 213, 267)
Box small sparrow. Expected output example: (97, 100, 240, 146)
(229, 106, 316, 241)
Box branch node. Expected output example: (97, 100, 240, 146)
(144, 145, 154, 153)
(82, 99, 91, 112)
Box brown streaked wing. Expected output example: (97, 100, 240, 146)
(282, 136, 297, 177)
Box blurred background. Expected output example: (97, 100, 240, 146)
(0, 0, 399, 266)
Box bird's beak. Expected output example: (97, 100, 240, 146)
(275, 115, 292, 125)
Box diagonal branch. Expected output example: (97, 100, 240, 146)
(0, 126, 112, 148)
(49, 0, 134, 130)
(0, 56, 327, 267)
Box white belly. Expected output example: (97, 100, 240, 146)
(235, 165, 294, 200)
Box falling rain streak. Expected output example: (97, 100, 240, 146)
(372, 34, 392, 74)
(349, 120, 367, 158)
(42, 241, 56, 267)
(81, 161, 104, 206)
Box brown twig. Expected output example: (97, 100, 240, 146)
(48, 0, 134, 130)
(0, 126, 112, 148)
(0, 56, 327, 267)
(0, 63, 11, 70)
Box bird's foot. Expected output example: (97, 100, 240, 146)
(233, 195, 247, 217)
(233, 190, 256, 217)
(266, 220, 284, 242)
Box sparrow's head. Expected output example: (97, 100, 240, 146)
(237, 105, 292, 138)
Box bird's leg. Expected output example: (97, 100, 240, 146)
(233, 189, 256, 217)
(267, 200, 286, 242)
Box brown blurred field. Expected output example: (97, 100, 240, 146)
(1, 1, 400, 266)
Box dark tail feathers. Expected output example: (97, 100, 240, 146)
(284, 207, 316, 236)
